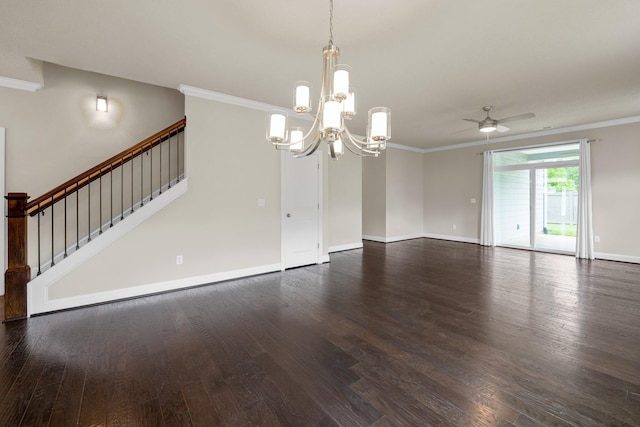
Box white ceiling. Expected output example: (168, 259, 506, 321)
(2, 0, 640, 150)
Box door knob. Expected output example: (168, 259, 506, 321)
(286, 213, 291, 218)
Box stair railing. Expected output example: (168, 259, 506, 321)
(4, 117, 186, 321)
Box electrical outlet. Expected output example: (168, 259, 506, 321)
(452, 224, 457, 230)
(594, 236, 600, 243)
(470, 198, 477, 204)
(176, 255, 183, 265)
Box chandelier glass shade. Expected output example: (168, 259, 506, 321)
(266, 0, 390, 159)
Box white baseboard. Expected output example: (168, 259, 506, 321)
(386, 233, 423, 243)
(595, 252, 640, 264)
(362, 235, 387, 243)
(422, 233, 481, 244)
(329, 242, 363, 253)
(362, 234, 423, 243)
(29, 262, 281, 316)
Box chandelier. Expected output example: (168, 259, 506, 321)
(266, 0, 391, 159)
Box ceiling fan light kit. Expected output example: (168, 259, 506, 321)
(266, 0, 390, 159)
(479, 121, 497, 133)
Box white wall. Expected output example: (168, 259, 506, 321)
(423, 147, 482, 241)
(362, 152, 387, 239)
(2, 63, 366, 310)
(0, 63, 185, 196)
(47, 96, 283, 300)
(328, 152, 363, 251)
(386, 148, 423, 240)
(0, 64, 183, 298)
(362, 147, 424, 242)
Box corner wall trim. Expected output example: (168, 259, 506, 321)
(0, 75, 43, 92)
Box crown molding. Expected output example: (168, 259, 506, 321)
(387, 142, 424, 153)
(178, 84, 312, 121)
(177, 83, 640, 154)
(423, 115, 640, 154)
(0, 75, 43, 92)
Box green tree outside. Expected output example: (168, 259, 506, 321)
(546, 166, 579, 192)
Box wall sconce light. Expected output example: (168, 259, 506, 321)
(96, 95, 108, 112)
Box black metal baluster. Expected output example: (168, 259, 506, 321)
(110, 163, 114, 227)
(88, 177, 92, 242)
(76, 182, 80, 250)
(99, 170, 103, 234)
(168, 132, 172, 189)
(141, 149, 144, 207)
(37, 203, 42, 275)
(50, 196, 55, 267)
(131, 156, 134, 213)
(121, 159, 124, 220)
(159, 138, 163, 195)
(177, 131, 181, 182)
(150, 143, 154, 201)
(64, 188, 68, 258)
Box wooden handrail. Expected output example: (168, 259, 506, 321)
(25, 117, 186, 216)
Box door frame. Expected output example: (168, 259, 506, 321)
(1, 127, 5, 295)
(494, 150, 579, 254)
(280, 150, 323, 270)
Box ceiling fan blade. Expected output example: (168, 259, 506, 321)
(496, 124, 510, 133)
(496, 112, 536, 124)
(450, 127, 475, 135)
(462, 118, 481, 123)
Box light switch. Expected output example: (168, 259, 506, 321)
(470, 198, 477, 204)
(258, 198, 266, 207)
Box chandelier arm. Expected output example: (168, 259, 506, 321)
(341, 126, 367, 145)
(340, 136, 379, 157)
(293, 131, 323, 157)
(342, 127, 383, 153)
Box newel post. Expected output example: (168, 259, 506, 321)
(4, 192, 31, 322)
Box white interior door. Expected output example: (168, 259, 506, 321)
(281, 151, 320, 269)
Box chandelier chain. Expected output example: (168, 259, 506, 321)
(329, 0, 334, 45)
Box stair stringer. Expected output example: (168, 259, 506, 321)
(27, 178, 188, 316)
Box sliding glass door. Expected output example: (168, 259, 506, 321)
(494, 143, 579, 254)
(535, 166, 579, 252)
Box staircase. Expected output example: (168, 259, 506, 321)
(4, 118, 186, 321)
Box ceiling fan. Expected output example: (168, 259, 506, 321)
(462, 105, 536, 133)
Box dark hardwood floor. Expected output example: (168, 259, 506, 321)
(1, 239, 639, 426)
